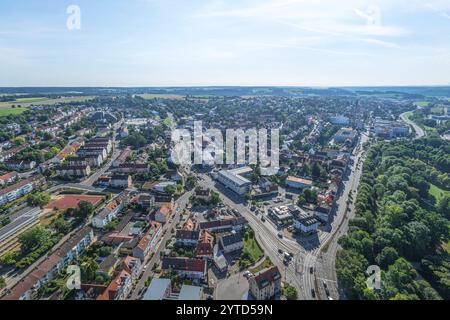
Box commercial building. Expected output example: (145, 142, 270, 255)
(268, 205, 294, 227)
(293, 212, 321, 234)
(217, 167, 252, 195)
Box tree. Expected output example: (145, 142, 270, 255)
(13, 136, 26, 145)
(210, 191, 220, 205)
(283, 284, 298, 300)
(19, 225, 51, 253)
(75, 201, 95, 220)
(27, 192, 51, 207)
(81, 257, 99, 282)
(375, 247, 399, 268)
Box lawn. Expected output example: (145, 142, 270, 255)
(243, 234, 264, 262)
(15, 97, 49, 103)
(0, 107, 28, 116)
(429, 183, 450, 203)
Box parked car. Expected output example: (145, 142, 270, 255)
(278, 248, 283, 254)
(277, 232, 283, 239)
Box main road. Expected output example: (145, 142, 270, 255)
(400, 111, 425, 139)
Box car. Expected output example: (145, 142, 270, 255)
(261, 216, 266, 222)
(243, 271, 253, 278)
(277, 232, 283, 239)
(325, 288, 330, 296)
(278, 248, 283, 254)
(284, 252, 291, 259)
(309, 267, 314, 274)
(323, 281, 327, 289)
(289, 252, 294, 258)
(311, 289, 316, 298)
(250, 206, 256, 211)
(143, 265, 148, 270)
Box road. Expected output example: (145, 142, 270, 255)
(400, 111, 425, 139)
(129, 189, 194, 300)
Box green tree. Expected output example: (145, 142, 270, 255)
(19, 225, 51, 253)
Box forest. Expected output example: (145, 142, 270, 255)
(336, 137, 450, 300)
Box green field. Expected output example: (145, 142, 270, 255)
(429, 183, 450, 203)
(137, 93, 185, 100)
(414, 101, 430, 107)
(0, 107, 28, 116)
(0, 96, 95, 108)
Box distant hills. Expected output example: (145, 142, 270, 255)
(0, 86, 450, 98)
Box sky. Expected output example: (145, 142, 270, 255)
(1, 0, 450, 87)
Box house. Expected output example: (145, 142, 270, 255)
(57, 164, 91, 178)
(248, 266, 282, 300)
(92, 194, 125, 229)
(97, 269, 132, 300)
(155, 204, 171, 224)
(120, 256, 142, 280)
(132, 221, 162, 261)
(0, 175, 45, 206)
(175, 230, 200, 247)
(219, 231, 244, 253)
(110, 174, 132, 189)
(161, 257, 207, 280)
(182, 218, 195, 231)
(0, 171, 18, 186)
(333, 128, 357, 146)
(286, 176, 313, 189)
(4, 160, 36, 171)
(213, 244, 228, 273)
(195, 230, 214, 258)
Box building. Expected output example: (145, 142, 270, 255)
(194, 187, 211, 201)
(293, 212, 321, 234)
(248, 266, 282, 300)
(329, 115, 350, 125)
(0, 175, 45, 206)
(0, 207, 41, 258)
(161, 257, 207, 280)
(0, 171, 18, 186)
(110, 174, 132, 189)
(199, 217, 247, 233)
(56, 164, 91, 178)
(142, 278, 203, 300)
(217, 167, 252, 195)
(155, 204, 171, 224)
(218, 231, 243, 253)
(113, 148, 132, 167)
(117, 163, 149, 174)
(97, 269, 132, 300)
(373, 118, 410, 139)
(195, 230, 214, 258)
(333, 128, 358, 146)
(285, 176, 313, 189)
(92, 194, 126, 229)
(4, 160, 36, 171)
(136, 193, 155, 208)
(132, 221, 162, 261)
(3, 227, 94, 300)
(268, 205, 293, 227)
(175, 230, 200, 247)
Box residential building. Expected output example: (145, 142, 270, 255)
(92, 194, 126, 229)
(333, 128, 357, 146)
(161, 257, 207, 280)
(248, 266, 282, 300)
(286, 176, 313, 189)
(132, 221, 162, 261)
(0, 175, 45, 206)
(175, 230, 200, 247)
(110, 174, 132, 189)
(195, 230, 214, 258)
(218, 231, 243, 253)
(199, 217, 247, 233)
(4, 160, 36, 171)
(155, 204, 171, 224)
(97, 269, 132, 300)
(56, 164, 91, 178)
(0, 171, 18, 186)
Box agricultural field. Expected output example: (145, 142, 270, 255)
(137, 93, 185, 100)
(414, 101, 430, 107)
(0, 96, 96, 108)
(0, 107, 28, 116)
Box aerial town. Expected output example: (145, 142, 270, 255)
(0, 88, 448, 301)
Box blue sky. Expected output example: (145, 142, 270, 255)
(1, 0, 450, 86)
